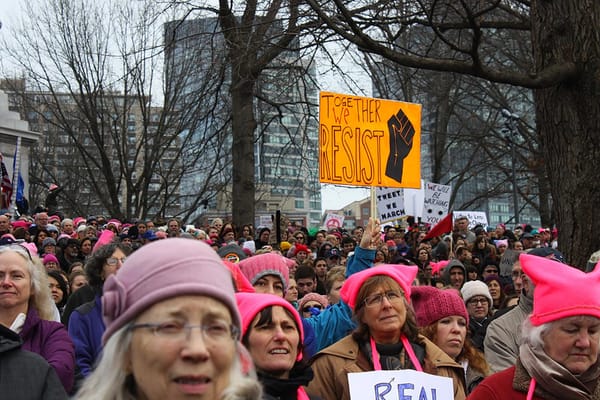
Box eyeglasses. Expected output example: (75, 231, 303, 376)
(0, 244, 33, 262)
(130, 321, 239, 343)
(363, 290, 403, 308)
(302, 305, 323, 312)
(467, 297, 488, 306)
(295, 236, 305, 240)
(106, 257, 127, 266)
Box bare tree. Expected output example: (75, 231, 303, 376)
(308, 0, 599, 267)
(1, 0, 230, 220)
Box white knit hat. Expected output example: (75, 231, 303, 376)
(461, 280, 493, 306)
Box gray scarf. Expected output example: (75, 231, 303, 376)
(518, 342, 600, 399)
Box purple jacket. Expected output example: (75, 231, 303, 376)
(20, 307, 75, 393)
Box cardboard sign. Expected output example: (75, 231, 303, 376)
(324, 213, 345, 229)
(376, 187, 406, 223)
(319, 92, 421, 188)
(348, 370, 453, 400)
(453, 211, 488, 230)
(422, 182, 452, 225)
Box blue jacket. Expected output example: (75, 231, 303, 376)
(304, 247, 375, 352)
(68, 296, 105, 377)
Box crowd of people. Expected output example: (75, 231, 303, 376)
(0, 209, 598, 400)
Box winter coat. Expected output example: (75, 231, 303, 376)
(0, 324, 68, 400)
(20, 307, 75, 393)
(306, 334, 466, 400)
(68, 295, 105, 377)
(483, 290, 533, 372)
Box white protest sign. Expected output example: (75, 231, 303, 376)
(454, 210, 488, 230)
(422, 182, 451, 225)
(324, 213, 345, 230)
(403, 179, 425, 218)
(258, 215, 273, 229)
(376, 187, 406, 223)
(348, 370, 453, 400)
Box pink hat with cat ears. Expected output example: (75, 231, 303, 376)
(520, 253, 600, 326)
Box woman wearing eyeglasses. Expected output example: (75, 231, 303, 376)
(306, 265, 466, 400)
(76, 238, 261, 400)
(66, 241, 131, 380)
(0, 244, 75, 393)
(237, 292, 318, 400)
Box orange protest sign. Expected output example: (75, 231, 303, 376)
(319, 92, 421, 188)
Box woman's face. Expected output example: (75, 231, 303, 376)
(101, 248, 127, 281)
(434, 316, 467, 360)
(514, 241, 524, 251)
(487, 280, 502, 301)
(314, 260, 328, 278)
(361, 283, 407, 343)
(327, 279, 344, 305)
(81, 240, 92, 255)
(246, 306, 299, 378)
(36, 231, 47, 243)
(0, 250, 32, 314)
(284, 279, 298, 303)
(477, 240, 486, 249)
(48, 276, 64, 304)
(418, 250, 429, 261)
(543, 316, 600, 375)
(128, 295, 236, 400)
(253, 275, 284, 297)
(70, 275, 87, 293)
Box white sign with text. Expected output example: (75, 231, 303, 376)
(348, 370, 453, 400)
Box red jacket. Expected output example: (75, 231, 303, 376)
(467, 366, 542, 400)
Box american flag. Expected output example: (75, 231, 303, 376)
(0, 152, 12, 209)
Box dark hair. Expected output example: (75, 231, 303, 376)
(241, 305, 303, 366)
(47, 269, 69, 308)
(294, 265, 316, 281)
(351, 275, 419, 343)
(85, 242, 132, 289)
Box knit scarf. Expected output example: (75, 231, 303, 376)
(518, 342, 600, 399)
(258, 362, 314, 400)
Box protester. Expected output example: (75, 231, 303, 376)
(76, 238, 262, 400)
(306, 264, 466, 400)
(411, 286, 490, 394)
(461, 280, 493, 352)
(0, 244, 75, 393)
(237, 292, 317, 400)
(469, 253, 600, 399)
(47, 269, 69, 315)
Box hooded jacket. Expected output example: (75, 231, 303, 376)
(0, 324, 68, 399)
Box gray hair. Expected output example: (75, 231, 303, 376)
(76, 323, 262, 400)
(0, 245, 55, 321)
(521, 317, 554, 348)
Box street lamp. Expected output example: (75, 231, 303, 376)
(502, 109, 519, 226)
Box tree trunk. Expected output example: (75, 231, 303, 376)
(231, 78, 257, 226)
(531, 0, 600, 268)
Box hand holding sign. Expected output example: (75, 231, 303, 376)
(385, 108, 415, 183)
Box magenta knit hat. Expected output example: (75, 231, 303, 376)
(340, 264, 418, 310)
(102, 238, 239, 344)
(42, 253, 59, 265)
(520, 253, 600, 326)
(235, 292, 304, 361)
(411, 286, 469, 327)
(238, 252, 290, 291)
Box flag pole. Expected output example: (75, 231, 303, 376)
(370, 186, 376, 218)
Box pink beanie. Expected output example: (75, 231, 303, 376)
(520, 253, 600, 326)
(411, 286, 468, 327)
(20, 242, 38, 258)
(239, 252, 290, 291)
(92, 229, 114, 253)
(430, 260, 449, 275)
(102, 238, 239, 344)
(42, 253, 59, 265)
(236, 292, 304, 361)
(340, 264, 418, 310)
(298, 292, 329, 311)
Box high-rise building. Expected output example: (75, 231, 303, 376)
(164, 17, 321, 227)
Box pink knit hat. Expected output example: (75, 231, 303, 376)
(411, 286, 468, 327)
(520, 253, 600, 326)
(298, 292, 329, 311)
(239, 252, 290, 291)
(236, 292, 304, 361)
(340, 264, 418, 310)
(102, 238, 239, 344)
(42, 253, 59, 265)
